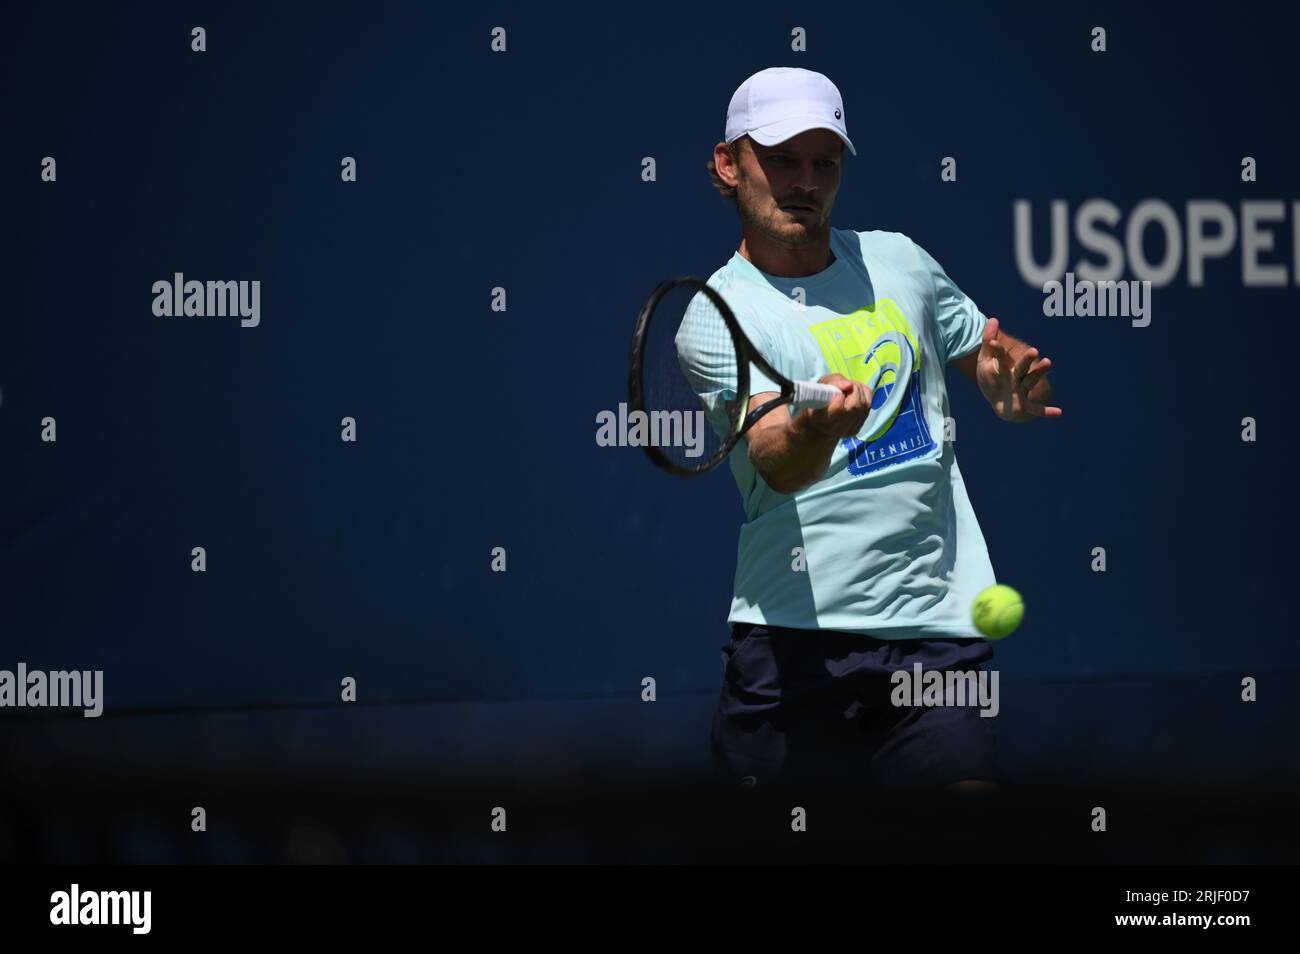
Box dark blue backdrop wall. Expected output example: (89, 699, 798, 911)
(2, 2, 1296, 790)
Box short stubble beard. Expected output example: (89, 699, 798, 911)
(736, 172, 827, 249)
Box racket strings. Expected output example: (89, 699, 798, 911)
(636, 283, 745, 472)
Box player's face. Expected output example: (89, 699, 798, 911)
(735, 130, 843, 248)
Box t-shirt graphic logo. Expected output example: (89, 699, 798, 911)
(807, 300, 935, 476)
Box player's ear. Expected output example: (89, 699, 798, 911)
(714, 142, 739, 184)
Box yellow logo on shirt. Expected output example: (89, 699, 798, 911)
(808, 300, 920, 441)
(808, 299, 919, 384)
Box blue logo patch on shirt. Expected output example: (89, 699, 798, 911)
(841, 367, 934, 475)
(806, 301, 935, 476)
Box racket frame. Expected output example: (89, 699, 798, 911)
(629, 276, 810, 476)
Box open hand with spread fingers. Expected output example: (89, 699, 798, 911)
(974, 317, 1063, 423)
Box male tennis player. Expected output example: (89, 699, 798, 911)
(702, 67, 1061, 792)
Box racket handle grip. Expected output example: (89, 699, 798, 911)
(791, 380, 841, 410)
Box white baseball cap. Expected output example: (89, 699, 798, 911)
(725, 67, 856, 156)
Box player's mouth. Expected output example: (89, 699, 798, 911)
(780, 203, 817, 216)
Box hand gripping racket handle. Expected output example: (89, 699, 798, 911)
(790, 380, 842, 411)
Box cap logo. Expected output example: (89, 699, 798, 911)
(834, 108, 842, 119)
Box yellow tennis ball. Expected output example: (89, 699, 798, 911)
(971, 584, 1024, 640)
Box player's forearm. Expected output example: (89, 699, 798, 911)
(747, 411, 839, 494)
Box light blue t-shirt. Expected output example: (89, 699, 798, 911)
(691, 227, 995, 639)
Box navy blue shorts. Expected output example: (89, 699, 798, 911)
(711, 622, 997, 791)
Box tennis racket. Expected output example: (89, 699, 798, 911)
(628, 276, 906, 476)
